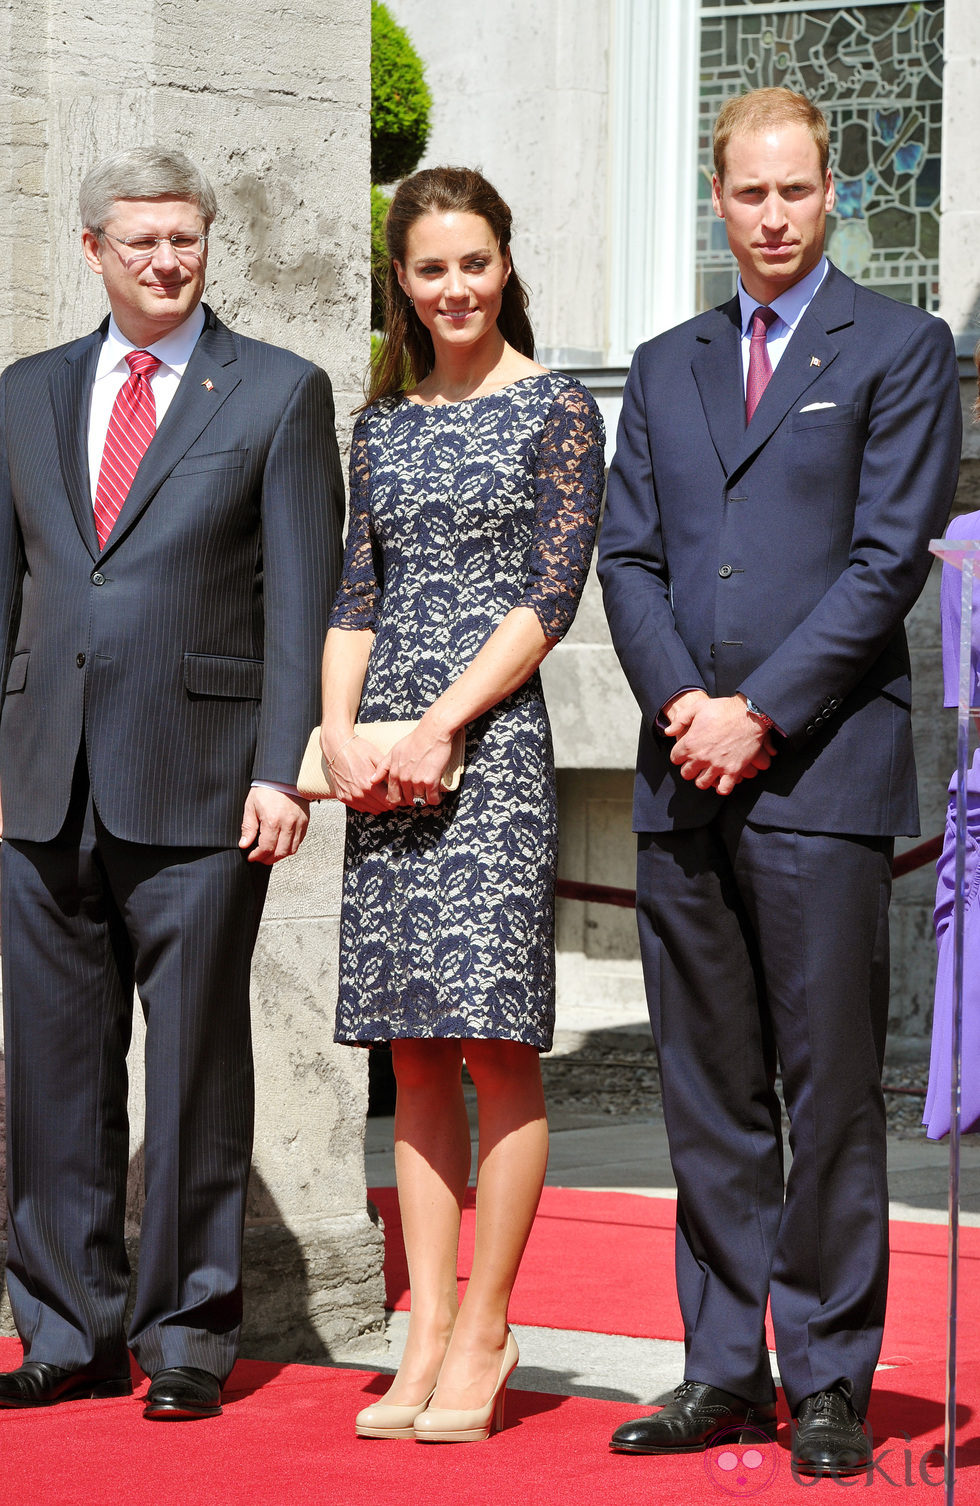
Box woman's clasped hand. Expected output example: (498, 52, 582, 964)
(321, 723, 455, 812)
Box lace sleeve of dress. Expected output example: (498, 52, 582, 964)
(327, 417, 381, 631)
(520, 381, 606, 639)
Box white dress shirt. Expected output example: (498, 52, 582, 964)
(87, 304, 206, 502)
(737, 256, 829, 391)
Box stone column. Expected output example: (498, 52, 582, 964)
(606, 0, 699, 363)
(0, 0, 385, 1360)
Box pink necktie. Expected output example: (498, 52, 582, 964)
(745, 305, 778, 424)
(94, 349, 162, 549)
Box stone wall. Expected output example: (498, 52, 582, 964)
(0, 0, 385, 1359)
(385, 0, 611, 366)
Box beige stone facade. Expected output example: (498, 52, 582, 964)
(0, 0, 383, 1359)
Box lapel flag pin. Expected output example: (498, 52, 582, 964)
(809, 356, 821, 368)
(202, 378, 214, 391)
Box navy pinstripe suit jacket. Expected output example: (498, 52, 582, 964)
(0, 305, 345, 846)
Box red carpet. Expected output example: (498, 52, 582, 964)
(370, 1186, 980, 1368)
(0, 1338, 971, 1506)
(2, 1191, 976, 1503)
(371, 1185, 683, 1336)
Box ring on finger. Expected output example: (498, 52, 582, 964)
(412, 794, 426, 808)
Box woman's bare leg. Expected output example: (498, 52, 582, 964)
(381, 1038, 470, 1404)
(428, 1039, 548, 1409)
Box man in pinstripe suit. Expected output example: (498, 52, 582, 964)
(0, 149, 344, 1418)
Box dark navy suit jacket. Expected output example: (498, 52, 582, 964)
(0, 305, 345, 846)
(598, 263, 962, 836)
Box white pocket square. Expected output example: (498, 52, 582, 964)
(799, 401, 837, 412)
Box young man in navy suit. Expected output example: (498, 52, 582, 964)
(599, 90, 961, 1475)
(0, 149, 344, 1418)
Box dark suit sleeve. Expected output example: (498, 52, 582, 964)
(738, 315, 961, 740)
(327, 416, 381, 631)
(253, 362, 346, 785)
(0, 372, 26, 695)
(598, 349, 707, 726)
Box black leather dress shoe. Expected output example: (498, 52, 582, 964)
(792, 1383, 870, 1477)
(609, 1380, 778, 1454)
(144, 1366, 222, 1420)
(0, 1361, 132, 1409)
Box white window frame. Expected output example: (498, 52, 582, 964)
(607, 0, 700, 363)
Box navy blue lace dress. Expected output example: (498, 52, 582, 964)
(330, 372, 605, 1050)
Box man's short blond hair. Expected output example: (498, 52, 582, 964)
(713, 88, 830, 181)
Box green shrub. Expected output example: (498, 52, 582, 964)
(372, 0, 432, 185)
(371, 183, 391, 329)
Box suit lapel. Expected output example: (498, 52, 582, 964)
(730, 264, 855, 474)
(99, 308, 242, 559)
(49, 325, 105, 560)
(690, 299, 746, 478)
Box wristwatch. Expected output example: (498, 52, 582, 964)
(741, 695, 775, 731)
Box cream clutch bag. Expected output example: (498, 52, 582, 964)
(297, 721, 466, 800)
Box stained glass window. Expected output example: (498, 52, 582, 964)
(696, 2, 944, 312)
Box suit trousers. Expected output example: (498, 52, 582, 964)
(636, 807, 892, 1416)
(1, 753, 270, 1383)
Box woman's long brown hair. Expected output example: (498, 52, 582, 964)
(365, 166, 535, 408)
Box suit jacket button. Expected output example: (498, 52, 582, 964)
(710, 642, 716, 658)
(91, 571, 105, 586)
(76, 652, 86, 667)
(718, 564, 733, 578)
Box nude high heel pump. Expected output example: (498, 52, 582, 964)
(355, 1387, 435, 1440)
(414, 1331, 519, 1443)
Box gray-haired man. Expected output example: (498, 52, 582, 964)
(0, 149, 344, 1417)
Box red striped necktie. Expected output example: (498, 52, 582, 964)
(94, 349, 162, 549)
(745, 305, 778, 424)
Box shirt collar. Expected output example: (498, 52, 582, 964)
(95, 303, 207, 380)
(737, 256, 829, 337)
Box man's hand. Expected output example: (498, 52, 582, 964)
(239, 788, 310, 864)
(669, 695, 776, 796)
(661, 688, 711, 739)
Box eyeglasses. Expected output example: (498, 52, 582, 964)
(102, 231, 208, 263)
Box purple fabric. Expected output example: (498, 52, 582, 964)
(925, 511, 980, 1137)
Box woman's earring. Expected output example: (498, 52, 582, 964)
(408, 297, 414, 307)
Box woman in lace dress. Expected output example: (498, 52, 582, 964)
(319, 168, 604, 1442)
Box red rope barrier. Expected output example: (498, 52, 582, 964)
(556, 832, 943, 911)
(554, 878, 636, 909)
(891, 833, 943, 880)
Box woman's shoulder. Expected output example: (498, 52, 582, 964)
(537, 371, 605, 437)
(356, 393, 403, 426)
(351, 395, 408, 448)
(535, 369, 598, 406)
